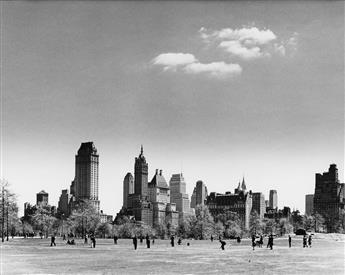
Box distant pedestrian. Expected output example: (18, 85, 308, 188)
(91, 236, 96, 248)
(268, 234, 274, 250)
(146, 235, 150, 249)
(237, 236, 241, 243)
(152, 238, 155, 245)
(177, 238, 182, 245)
(308, 235, 312, 248)
(288, 235, 292, 248)
(220, 240, 226, 250)
(140, 236, 143, 243)
(170, 236, 175, 247)
(252, 234, 256, 250)
(62, 234, 66, 241)
(187, 242, 190, 246)
(259, 235, 263, 248)
(133, 236, 138, 250)
(50, 235, 56, 246)
(303, 235, 307, 248)
(84, 235, 88, 244)
(210, 235, 214, 242)
(114, 235, 118, 245)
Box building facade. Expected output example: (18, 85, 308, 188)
(57, 189, 73, 217)
(123, 173, 134, 209)
(169, 173, 191, 221)
(74, 142, 100, 212)
(269, 190, 278, 209)
(252, 192, 266, 219)
(126, 147, 179, 228)
(314, 164, 345, 232)
(305, 194, 314, 216)
(206, 182, 252, 230)
(36, 190, 48, 206)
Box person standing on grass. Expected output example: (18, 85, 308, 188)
(288, 235, 292, 248)
(170, 235, 175, 247)
(220, 239, 226, 250)
(140, 236, 143, 244)
(259, 235, 263, 248)
(146, 235, 150, 248)
(133, 236, 138, 250)
(251, 234, 255, 250)
(114, 235, 118, 245)
(268, 234, 274, 250)
(210, 235, 214, 242)
(308, 235, 312, 248)
(303, 235, 307, 248)
(177, 238, 182, 245)
(50, 235, 56, 246)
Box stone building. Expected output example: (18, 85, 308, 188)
(126, 146, 179, 228)
(36, 190, 48, 207)
(314, 164, 345, 232)
(252, 192, 266, 219)
(305, 194, 314, 216)
(169, 173, 191, 221)
(206, 180, 252, 230)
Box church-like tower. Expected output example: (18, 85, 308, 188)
(134, 145, 148, 197)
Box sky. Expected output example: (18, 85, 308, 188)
(1, 1, 344, 216)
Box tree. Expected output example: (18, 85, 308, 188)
(263, 218, 277, 235)
(312, 212, 325, 233)
(278, 218, 293, 235)
(66, 201, 100, 237)
(1, 180, 20, 241)
(97, 222, 112, 238)
(249, 211, 264, 235)
(188, 205, 215, 240)
(32, 206, 57, 237)
(215, 211, 243, 238)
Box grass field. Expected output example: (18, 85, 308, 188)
(1, 234, 344, 274)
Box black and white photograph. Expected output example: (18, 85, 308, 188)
(1, 1, 344, 274)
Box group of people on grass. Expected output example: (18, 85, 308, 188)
(49, 233, 313, 251)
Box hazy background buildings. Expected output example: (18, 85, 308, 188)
(2, 1, 344, 216)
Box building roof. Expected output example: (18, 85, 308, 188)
(149, 170, 169, 189)
(77, 142, 98, 155)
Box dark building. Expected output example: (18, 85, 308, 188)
(36, 190, 48, 206)
(314, 164, 345, 232)
(134, 145, 148, 196)
(305, 194, 314, 216)
(206, 181, 252, 230)
(269, 190, 277, 209)
(191, 180, 208, 209)
(252, 192, 266, 219)
(57, 189, 73, 217)
(73, 142, 100, 212)
(264, 206, 291, 221)
(123, 173, 134, 209)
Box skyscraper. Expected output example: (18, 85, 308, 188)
(314, 164, 345, 232)
(252, 192, 266, 219)
(305, 194, 314, 216)
(134, 145, 148, 196)
(74, 142, 100, 211)
(58, 189, 73, 217)
(195, 180, 208, 206)
(36, 190, 48, 206)
(123, 173, 134, 209)
(169, 173, 191, 219)
(269, 190, 278, 209)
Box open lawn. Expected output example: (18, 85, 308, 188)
(1, 234, 344, 274)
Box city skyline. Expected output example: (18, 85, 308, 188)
(2, 1, 344, 216)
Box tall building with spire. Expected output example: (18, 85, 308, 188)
(126, 146, 179, 227)
(74, 142, 100, 212)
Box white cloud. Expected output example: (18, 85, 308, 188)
(184, 62, 242, 78)
(219, 40, 265, 59)
(152, 53, 197, 71)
